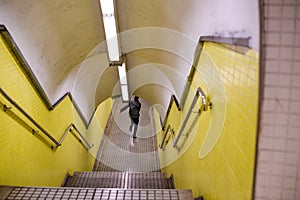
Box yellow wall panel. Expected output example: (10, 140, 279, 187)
(0, 34, 112, 186)
(159, 42, 259, 200)
(96, 98, 113, 131)
(87, 97, 113, 165)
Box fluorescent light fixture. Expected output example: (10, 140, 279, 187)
(118, 63, 127, 84)
(100, 0, 120, 61)
(118, 63, 129, 102)
(121, 85, 129, 102)
(100, 0, 114, 13)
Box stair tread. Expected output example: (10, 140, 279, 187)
(72, 172, 168, 179)
(73, 171, 167, 176)
(65, 175, 174, 189)
(0, 186, 194, 200)
(65, 171, 174, 189)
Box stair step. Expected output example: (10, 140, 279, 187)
(0, 186, 194, 200)
(64, 172, 174, 189)
(73, 171, 167, 179)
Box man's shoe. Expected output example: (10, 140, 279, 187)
(133, 135, 137, 139)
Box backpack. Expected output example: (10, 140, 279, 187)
(129, 100, 141, 118)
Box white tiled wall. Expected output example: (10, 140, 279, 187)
(256, 0, 300, 199)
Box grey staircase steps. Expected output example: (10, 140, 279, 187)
(64, 171, 175, 189)
(0, 186, 194, 200)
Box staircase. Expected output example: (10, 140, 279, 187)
(0, 99, 195, 199)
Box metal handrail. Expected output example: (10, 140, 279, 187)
(162, 95, 181, 131)
(159, 124, 175, 149)
(173, 87, 209, 149)
(60, 124, 94, 150)
(0, 87, 93, 150)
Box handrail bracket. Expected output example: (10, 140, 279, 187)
(159, 124, 176, 150)
(3, 104, 12, 112)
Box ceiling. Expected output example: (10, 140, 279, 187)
(0, 0, 259, 123)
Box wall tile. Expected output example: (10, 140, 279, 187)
(286, 140, 300, 152)
(279, 61, 293, 73)
(282, 6, 296, 18)
(272, 163, 285, 175)
(280, 47, 294, 60)
(266, 19, 281, 31)
(279, 74, 291, 86)
(283, 165, 297, 176)
(283, 177, 296, 189)
(269, 5, 282, 17)
(282, 189, 295, 200)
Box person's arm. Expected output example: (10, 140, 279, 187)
(119, 104, 129, 112)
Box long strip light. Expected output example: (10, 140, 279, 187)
(100, 0, 120, 62)
(118, 62, 129, 102)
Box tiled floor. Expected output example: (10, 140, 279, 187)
(93, 98, 160, 172)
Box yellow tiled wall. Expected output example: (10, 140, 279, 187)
(0, 34, 112, 186)
(159, 41, 259, 199)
